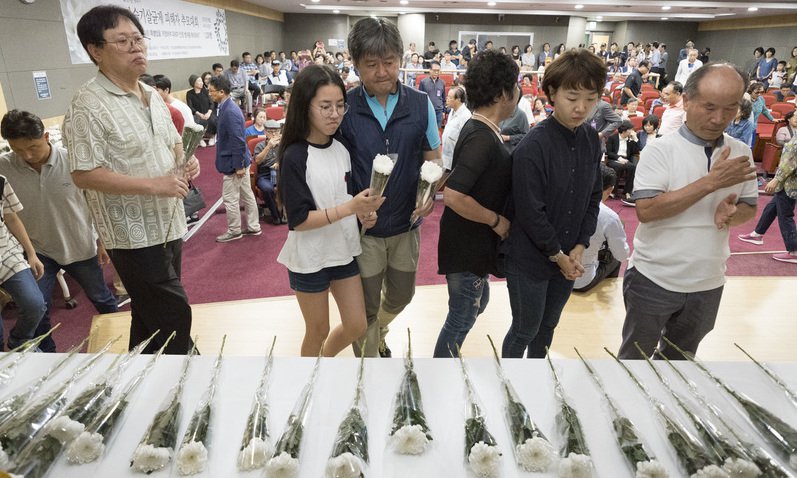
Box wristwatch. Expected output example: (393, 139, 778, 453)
(549, 250, 565, 262)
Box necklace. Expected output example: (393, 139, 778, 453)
(472, 112, 502, 140)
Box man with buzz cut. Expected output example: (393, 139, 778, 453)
(340, 17, 442, 357)
(619, 63, 758, 359)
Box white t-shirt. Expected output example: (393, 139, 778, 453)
(441, 106, 472, 170)
(171, 98, 195, 127)
(573, 202, 629, 289)
(629, 126, 758, 292)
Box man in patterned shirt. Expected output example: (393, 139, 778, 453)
(63, 5, 200, 354)
(0, 175, 47, 351)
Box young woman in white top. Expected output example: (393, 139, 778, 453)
(276, 65, 384, 356)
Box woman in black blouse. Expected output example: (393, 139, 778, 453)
(186, 74, 217, 142)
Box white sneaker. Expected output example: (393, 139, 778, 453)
(199, 139, 207, 148)
(208, 136, 216, 146)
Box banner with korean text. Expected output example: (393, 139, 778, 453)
(60, 0, 229, 64)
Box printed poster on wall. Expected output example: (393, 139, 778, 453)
(59, 0, 229, 64)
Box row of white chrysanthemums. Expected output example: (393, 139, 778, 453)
(0, 327, 795, 478)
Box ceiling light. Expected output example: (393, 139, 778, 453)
(333, 9, 340, 13)
(574, 4, 584, 9)
(487, 1, 496, 5)
(311, 0, 320, 3)
(400, 0, 408, 4)
(661, 6, 670, 10)
(661, 17, 669, 20)
(596, 16, 603, 20)
(747, 6, 758, 11)
(399, 11, 405, 14)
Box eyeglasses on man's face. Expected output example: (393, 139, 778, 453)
(101, 35, 150, 51)
(311, 103, 350, 118)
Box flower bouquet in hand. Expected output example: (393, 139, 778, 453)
(130, 341, 197, 474)
(606, 348, 723, 477)
(546, 351, 592, 478)
(237, 337, 277, 471)
(326, 351, 369, 478)
(659, 349, 792, 478)
(487, 336, 555, 473)
(574, 348, 667, 478)
(265, 350, 323, 478)
(409, 161, 444, 229)
(388, 329, 432, 455)
(361, 154, 394, 236)
(454, 347, 502, 478)
(66, 332, 176, 466)
(182, 124, 205, 161)
(0, 324, 60, 388)
(664, 338, 797, 472)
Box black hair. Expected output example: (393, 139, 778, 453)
(76, 5, 145, 65)
(153, 74, 171, 92)
(637, 60, 651, 69)
(642, 114, 659, 129)
(463, 50, 519, 111)
(618, 120, 634, 133)
(747, 81, 764, 94)
(766, 47, 776, 56)
(753, 47, 764, 56)
(255, 54, 265, 63)
(784, 110, 795, 122)
(449, 40, 458, 47)
(188, 74, 199, 88)
(348, 17, 403, 64)
(209, 75, 231, 94)
(450, 85, 467, 103)
(212, 63, 223, 71)
(600, 163, 617, 190)
(277, 65, 346, 203)
(138, 74, 156, 87)
(1, 109, 45, 140)
(667, 81, 683, 94)
(230, 59, 239, 68)
(541, 48, 606, 105)
(242, 51, 251, 57)
(524, 44, 533, 53)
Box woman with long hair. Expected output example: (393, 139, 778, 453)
(276, 65, 384, 356)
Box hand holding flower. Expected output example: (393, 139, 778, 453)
(185, 155, 200, 180)
(345, 188, 385, 217)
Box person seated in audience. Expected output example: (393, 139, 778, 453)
(340, 67, 360, 90)
(253, 130, 283, 225)
(211, 62, 224, 77)
(255, 54, 269, 79)
(638, 114, 660, 151)
(776, 110, 797, 146)
(153, 74, 194, 128)
(403, 52, 423, 86)
(245, 109, 268, 137)
(140, 74, 184, 133)
(266, 60, 292, 87)
(445, 40, 463, 66)
(573, 165, 629, 292)
(674, 48, 703, 85)
(276, 65, 384, 357)
(240, 52, 261, 104)
(224, 59, 253, 118)
(606, 120, 640, 205)
(738, 134, 797, 264)
(725, 98, 755, 146)
(658, 81, 686, 136)
(530, 97, 549, 124)
(201, 71, 213, 89)
(775, 84, 795, 103)
(622, 98, 643, 119)
(186, 74, 217, 146)
(439, 51, 457, 70)
(441, 85, 471, 170)
(311, 39, 326, 59)
(278, 51, 293, 72)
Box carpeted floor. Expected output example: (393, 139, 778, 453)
(10, 145, 795, 351)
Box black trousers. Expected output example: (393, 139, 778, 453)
(573, 248, 621, 293)
(108, 240, 193, 354)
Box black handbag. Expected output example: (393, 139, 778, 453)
(183, 182, 206, 216)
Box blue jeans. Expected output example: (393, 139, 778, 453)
(256, 171, 280, 220)
(433, 272, 490, 358)
(36, 254, 118, 352)
(502, 262, 574, 358)
(0, 269, 47, 351)
(754, 191, 797, 252)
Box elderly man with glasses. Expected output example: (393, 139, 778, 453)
(63, 5, 200, 355)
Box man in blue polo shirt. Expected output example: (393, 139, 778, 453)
(340, 17, 441, 357)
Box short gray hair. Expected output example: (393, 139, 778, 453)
(683, 62, 747, 100)
(348, 17, 403, 64)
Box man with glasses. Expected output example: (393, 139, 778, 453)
(419, 62, 446, 128)
(224, 60, 253, 118)
(340, 17, 442, 357)
(63, 5, 200, 355)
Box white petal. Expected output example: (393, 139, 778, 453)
(392, 424, 429, 455)
(0, 444, 8, 469)
(516, 436, 555, 472)
(238, 437, 273, 470)
(636, 459, 669, 478)
(325, 452, 364, 478)
(47, 415, 86, 443)
(131, 443, 172, 473)
(692, 464, 730, 478)
(176, 440, 208, 475)
(372, 154, 394, 175)
(558, 452, 593, 478)
(66, 431, 105, 464)
(468, 441, 502, 478)
(722, 457, 761, 478)
(264, 451, 299, 478)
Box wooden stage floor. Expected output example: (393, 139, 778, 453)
(89, 277, 796, 361)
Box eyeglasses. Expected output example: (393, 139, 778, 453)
(101, 35, 150, 51)
(311, 103, 349, 118)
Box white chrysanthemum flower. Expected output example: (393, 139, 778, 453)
(420, 161, 443, 183)
(264, 451, 299, 478)
(692, 464, 730, 478)
(516, 436, 555, 472)
(237, 437, 273, 470)
(373, 154, 395, 175)
(722, 457, 761, 478)
(131, 443, 172, 473)
(66, 431, 105, 464)
(468, 441, 502, 478)
(0, 444, 8, 468)
(48, 415, 85, 443)
(558, 452, 593, 478)
(392, 424, 429, 455)
(636, 459, 669, 478)
(325, 452, 364, 478)
(176, 440, 208, 475)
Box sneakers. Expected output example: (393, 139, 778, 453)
(772, 252, 797, 264)
(216, 231, 242, 242)
(207, 136, 216, 146)
(737, 233, 763, 245)
(242, 228, 262, 236)
(378, 339, 392, 358)
(621, 198, 636, 207)
(116, 294, 131, 307)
